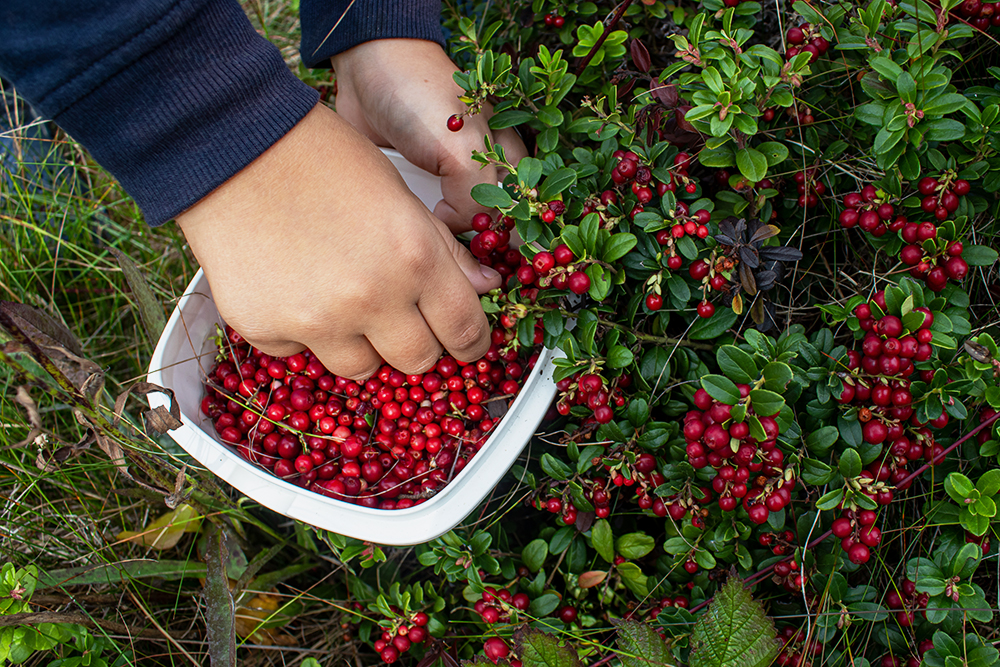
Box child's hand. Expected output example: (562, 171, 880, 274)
(176, 105, 500, 380)
(330, 39, 528, 233)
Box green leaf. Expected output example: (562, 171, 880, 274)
(689, 307, 738, 339)
(592, 519, 615, 563)
(538, 168, 578, 201)
(816, 488, 844, 511)
(755, 141, 788, 166)
(977, 469, 1000, 497)
(870, 56, 903, 82)
(617, 562, 650, 597)
(924, 118, 966, 141)
(717, 345, 758, 385)
(964, 245, 999, 266)
(517, 157, 545, 188)
(689, 576, 781, 667)
(702, 375, 742, 405)
(522, 539, 549, 572)
(471, 183, 514, 209)
(736, 148, 768, 182)
(537, 105, 564, 127)
(603, 233, 638, 262)
(541, 453, 573, 481)
(490, 110, 535, 129)
(840, 449, 863, 478)
(923, 93, 969, 115)
(800, 459, 833, 485)
(37, 560, 207, 589)
(761, 362, 793, 392)
(616, 533, 655, 560)
(529, 593, 562, 618)
(748, 389, 783, 418)
(614, 620, 673, 667)
(896, 72, 916, 102)
(945, 472, 976, 503)
(516, 627, 584, 667)
(805, 426, 839, 455)
(607, 345, 635, 369)
(587, 264, 611, 301)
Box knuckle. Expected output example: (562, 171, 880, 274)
(444, 315, 490, 361)
(394, 345, 444, 376)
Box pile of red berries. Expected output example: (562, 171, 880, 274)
(201, 325, 533, 508)
(372, 610, 430, 663)
(785, 23, 831, 61)
(684, 387, 796, 525)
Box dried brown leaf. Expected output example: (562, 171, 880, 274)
(0, 301, 83, 356)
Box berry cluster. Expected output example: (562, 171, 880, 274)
(952, 0, 1000, 30)
(474, 586, 531, 625)
(775, 626, 824, 667)
(541, 12, 565, 28)
(838, 185, 897, 234)
(372, 610, 430, 664)
(554, 371, 627, 424)
(831, 508, 882, 564)
(793, 169, 825, 208)
(785, 23, 831, 62)
(202, 326, 531, 508)
(469, 211, 597, 296)
(684, 387, 796, 525)
(883, 578, 930, 629)
(772, 557, 807, 593)
(758, 529, 797, 556)
(839, 180, 970, 292)
(917, 174, 968, 221)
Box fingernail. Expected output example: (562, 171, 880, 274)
(480, 265, 501, 281)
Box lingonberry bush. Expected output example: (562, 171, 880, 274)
(208, 0, 1000, 665)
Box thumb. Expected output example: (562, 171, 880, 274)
(432, 219, 502, 294)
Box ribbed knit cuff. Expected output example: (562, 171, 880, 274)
(50, 1, 319, 226)
(299, 0, 445, 68)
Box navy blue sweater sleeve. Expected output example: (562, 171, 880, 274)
(299, 0, 445, 68)
(0, 0, 319, 226)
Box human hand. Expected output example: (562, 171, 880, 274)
(175, 105, 500, 380)
(331, 38, 527, 232)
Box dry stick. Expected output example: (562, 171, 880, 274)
(573, 0, 635, 75)
(689, 410, 1000, 614)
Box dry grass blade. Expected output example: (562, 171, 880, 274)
(108, 247, 166, 347)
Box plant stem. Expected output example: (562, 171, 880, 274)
(574, 0, 635, 75)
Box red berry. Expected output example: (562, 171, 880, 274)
(646, 293, 663, 311)
(447, 114, 464, 132)
(697, 301, 715, 318)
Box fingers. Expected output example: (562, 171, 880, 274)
(416, 233, 494, 363)
(307, 336, 383, 382)
(434, 127, 529, 232)
(363, 307, 443, 376)
(432, 219, 502, 294)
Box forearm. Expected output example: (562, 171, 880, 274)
(0, 0, 318, 225)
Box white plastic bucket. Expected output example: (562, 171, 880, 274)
(146, 149, 557, 545)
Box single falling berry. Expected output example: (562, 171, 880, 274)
(447, 114, 464, 132)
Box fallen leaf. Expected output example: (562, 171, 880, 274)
(117, 504, 202, 550)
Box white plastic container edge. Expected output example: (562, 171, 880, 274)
(146, 148, 559, 545)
